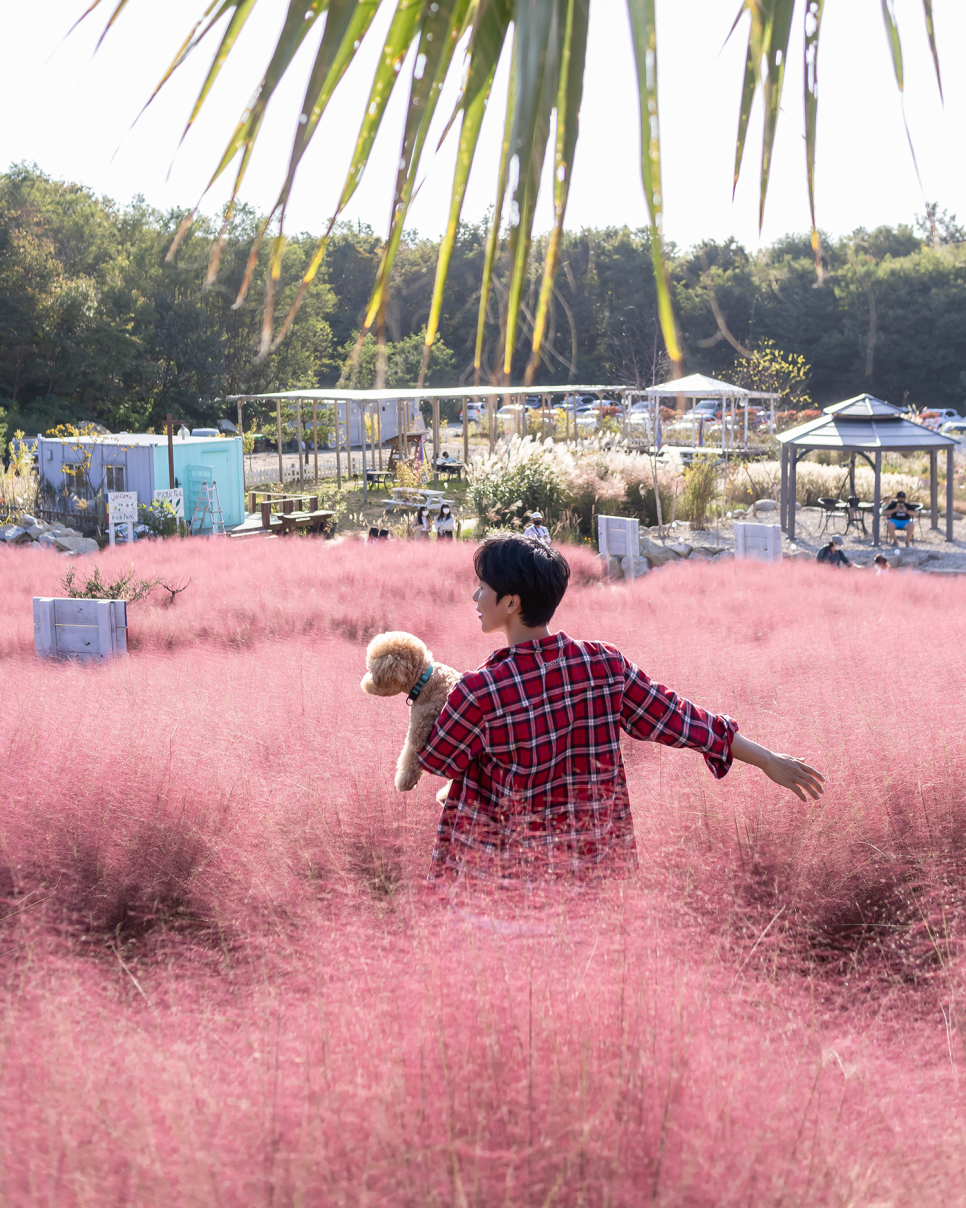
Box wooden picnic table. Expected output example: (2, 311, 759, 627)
(432, 460, 466, 479)
(277, 509, 335, 536)
(381, 491, 455, 512)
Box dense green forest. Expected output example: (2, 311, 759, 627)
(1, 162, 964, 440)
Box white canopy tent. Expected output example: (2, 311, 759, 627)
(632, 373, 779, 452)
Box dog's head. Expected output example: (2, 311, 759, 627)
(361, 631, 432, 697)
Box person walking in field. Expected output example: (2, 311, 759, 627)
(417, 534, 823, 884)
(524, 511, 551, 544)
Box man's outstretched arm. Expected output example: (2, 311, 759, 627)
(730, 733, 825, 802)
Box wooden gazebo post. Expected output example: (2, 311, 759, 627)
(312, 402, 319, 484)
(359, 402, 367, 503)
(276, 401, 284, 485)
(947, 447, 955, 542)
(431, 397, 440, 488)
(333, 401, 342, 490)
(377, 403, 383, 471)
(462, 397, 469, 466)
(930, 451, 939, 530)
(787, 451, 798, 541)
(296, 399, 304, 489)
(872, 452, 882, 546)
(780, 443, 789, 531)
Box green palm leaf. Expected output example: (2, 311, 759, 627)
(81, 0, 944, 379)
(419, 0, 513, 385)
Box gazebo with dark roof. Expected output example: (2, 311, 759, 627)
(777, 394, 958, 545)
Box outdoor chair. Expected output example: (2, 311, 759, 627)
(843, 495, 872, 538)
(817, 497, 844, 535)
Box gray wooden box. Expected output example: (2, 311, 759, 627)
(33, 598, 128, 661)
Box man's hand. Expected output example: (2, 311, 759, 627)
(760, 752, 825, 801)
(731, 733, 825, 802)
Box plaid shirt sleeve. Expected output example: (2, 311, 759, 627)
(417, 677, 486, 779)
(620, 657, 737, 779)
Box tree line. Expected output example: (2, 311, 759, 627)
(1, 162, 964, 442)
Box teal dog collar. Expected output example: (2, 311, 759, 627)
(407, 665, 434, 705)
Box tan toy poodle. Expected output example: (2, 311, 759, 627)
(360, 631, 461, 791)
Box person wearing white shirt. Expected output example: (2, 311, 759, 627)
(524, 511, 551, 545)
(435, 504, 455, 540)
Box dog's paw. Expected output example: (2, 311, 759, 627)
(395, 768, 423, 792)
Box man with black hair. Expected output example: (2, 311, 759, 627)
(883, 491, 915, 548)
(416, 534, 824, 884)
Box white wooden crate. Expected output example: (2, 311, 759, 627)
(734, 522, 783, 563)
(33, 598, 128, 661)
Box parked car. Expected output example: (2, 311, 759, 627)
(191, 428, 221, 438)
(940, 420, 966, 441)
(685, 400, 722, 421)
(461, 403, 486, 423)
(920, 408, 961, 430)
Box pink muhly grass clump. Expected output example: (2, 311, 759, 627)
(0, 539, 965, 1203)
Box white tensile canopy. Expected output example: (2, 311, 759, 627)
(644, 373, 751, 398)
(633, 374, 778, 450)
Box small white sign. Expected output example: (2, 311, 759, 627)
(107, 491, 138, 523)
(153, 487, 184, 518)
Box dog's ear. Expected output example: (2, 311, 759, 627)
(363, 631, 429, 696)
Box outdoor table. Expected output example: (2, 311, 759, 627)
(365, 470, 393, 488)
(433, 461, 466, 479)
(278, 510, 334, 536)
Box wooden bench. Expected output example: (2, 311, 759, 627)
(278, 509, 335, 536)
(259, 496, 319, 529)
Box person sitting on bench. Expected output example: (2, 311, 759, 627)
(883, 491, 914, 548)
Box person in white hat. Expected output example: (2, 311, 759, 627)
(816, 533, 852, 568)
(524, 511, 551, 545)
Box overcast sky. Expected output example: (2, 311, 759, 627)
(1, 0, 963, 252)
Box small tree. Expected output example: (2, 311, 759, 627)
(734, 340, 811, 410)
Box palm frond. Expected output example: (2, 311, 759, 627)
(80, 0, 945, 379)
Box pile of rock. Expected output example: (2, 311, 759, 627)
(1, 514, 99, 555)
(610, 535, 732, 577)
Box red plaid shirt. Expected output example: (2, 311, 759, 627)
(417, 632, 737, 883)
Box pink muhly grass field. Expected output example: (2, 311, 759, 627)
(1, 537, 966, 1205)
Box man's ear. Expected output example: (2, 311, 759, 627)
(504, 593, 523, 617)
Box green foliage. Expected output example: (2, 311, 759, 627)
(137, 499, 179, 538)
(2, 166, 965, 433)
(0, 166, 337, 434)
(338, 328, 456, 390)
(467, 442, 566, 532)
(61, 564, 158, 603)
(680, 459, 720, 530)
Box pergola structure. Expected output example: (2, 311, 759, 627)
(231, 375, 773, 501)
(229, 384, 630, 501)
(778, 394, 958, 545)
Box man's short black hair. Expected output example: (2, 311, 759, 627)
(474, 535, 570, 628)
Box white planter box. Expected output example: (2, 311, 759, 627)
(734, 522, 783, 563)
(33, 598, 128, 661)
